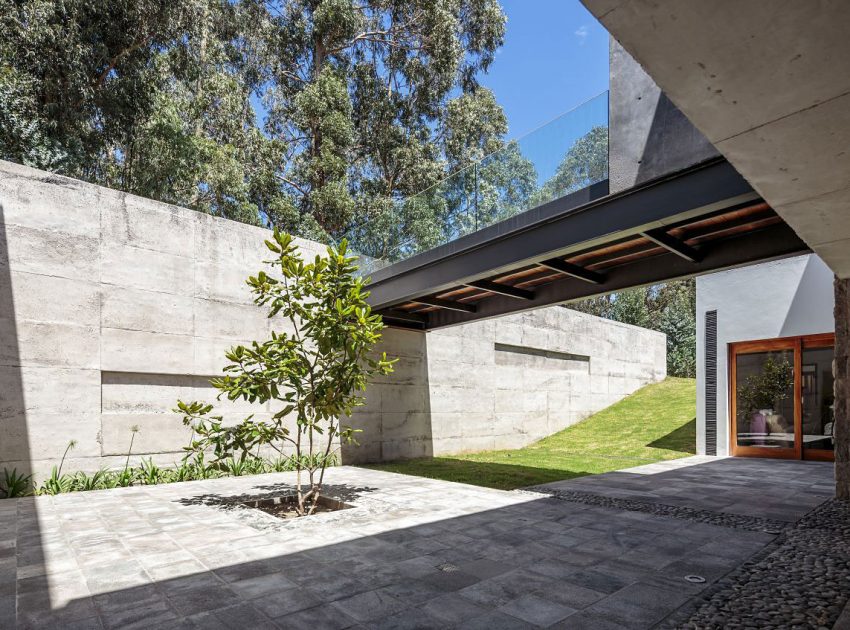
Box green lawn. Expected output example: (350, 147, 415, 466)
(362, 377, 696, 490)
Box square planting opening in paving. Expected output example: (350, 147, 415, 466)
(239, 494, 353, 519)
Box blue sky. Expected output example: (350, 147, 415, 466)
(251, 1, 609, 150)
(480, 0, 609, 139)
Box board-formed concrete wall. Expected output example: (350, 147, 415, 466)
(0, 160, 666, 477)
(347, 309, 667, 463)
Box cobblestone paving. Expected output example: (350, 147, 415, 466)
(663, 499, 850, 630)
(526, 487, 792, 533)
(0, 457, 837, 629)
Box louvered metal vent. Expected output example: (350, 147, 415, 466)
(704, 310, 718, 456)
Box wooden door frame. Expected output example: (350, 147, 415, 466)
(729, 332, 835, 461)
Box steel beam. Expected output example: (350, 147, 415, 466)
(367, 159, 757, 310)
(413, 297, 477, 313)
(641, 228, 703, 262)
(465, 280, 534, 300)
(538, 258, 606, 284)
(419, 222, 809, 329)
(380, 309, 427, 325)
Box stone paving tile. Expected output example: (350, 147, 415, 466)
(499, 593, 576, 626)
(189, 601, 279, 630)
(3, 459, 837, 628)
(252, 586, 320, 618)
(278, 603, 359, 630)
(418, 592, 490, 625)
(330, 586, 409, 623)
(461, 610, 536, 629)
(583, 582, 693, 629)
(229, 572, 298, 600)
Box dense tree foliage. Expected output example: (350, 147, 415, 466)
(534, 124, 608, 203)
(570, 279, 697, 378)
(0, 0, 509, 241)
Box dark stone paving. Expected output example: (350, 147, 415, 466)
(2, 457, 837, 629)
(535, 456, 834, 523)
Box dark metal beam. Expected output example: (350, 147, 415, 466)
(465, 280, 534, 300)
(367, 159, 757, 309)
(538, 258, 606, 284)
(380, 309, 427, 324)
(419, 222, 808, 329)
(640, 228, 703, 262)
(413, 297, 477, 313)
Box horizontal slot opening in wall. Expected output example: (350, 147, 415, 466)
(494, 343, 590, 371)
(101, 371, 219, 388)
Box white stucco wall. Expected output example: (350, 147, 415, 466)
(696, 254, 835, 455)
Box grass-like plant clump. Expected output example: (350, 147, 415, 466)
(0, 436, 335, 499)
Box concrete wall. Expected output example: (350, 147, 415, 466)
(348, 308, 667, 463)
(0, 160, 666, 477)
(0, 160, 326, 477)
(609, 39, 719, 194)
(696, 254, 835, 455)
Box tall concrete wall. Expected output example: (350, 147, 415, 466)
(0, 160, 325, 476)
(347, 309, 667, 463)
(696, 254, 835, 456)
(0, 160, 666, 477)
(609, 39, 719, 194)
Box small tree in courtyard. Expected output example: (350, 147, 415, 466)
(176, 230, 394, 515)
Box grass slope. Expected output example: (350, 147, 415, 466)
(363, 377, 696, 490)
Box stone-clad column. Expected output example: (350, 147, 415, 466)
(835, 277, 850, 499)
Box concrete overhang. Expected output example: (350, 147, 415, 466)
(581, 0, 850, 278)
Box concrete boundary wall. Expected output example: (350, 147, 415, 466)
(348, 309, 667, 463)
(0, 160, 666, 476)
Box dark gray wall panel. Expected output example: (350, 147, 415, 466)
(609, 39, 719, 193)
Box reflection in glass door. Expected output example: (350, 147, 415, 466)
(733, 346, 796, 456)
(730, 334, 835, 461)
(801, 343, 835, 459)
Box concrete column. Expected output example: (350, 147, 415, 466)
(835, 277, 850, 499)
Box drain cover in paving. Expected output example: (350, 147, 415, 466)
(436, 563, 460, 573)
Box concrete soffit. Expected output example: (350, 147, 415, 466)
(583, 0, 850, 278)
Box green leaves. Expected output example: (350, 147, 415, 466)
(175, 233, 393, 512)
(0, 468, 33, 498)
(3, 0, 512, 250)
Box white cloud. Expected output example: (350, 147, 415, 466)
(575, 24, 589, 45)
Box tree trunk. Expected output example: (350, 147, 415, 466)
(835, 276, 850, 499)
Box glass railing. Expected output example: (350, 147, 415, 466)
(349, 91, 609, 274)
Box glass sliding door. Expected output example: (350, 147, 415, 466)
(730, 333, 835, 461)
(801, 336, 835, 460)
(731, 341, 798, 458)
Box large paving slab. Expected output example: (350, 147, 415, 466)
(3, 459, 835, 629)
(535, 456, 834, 523)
